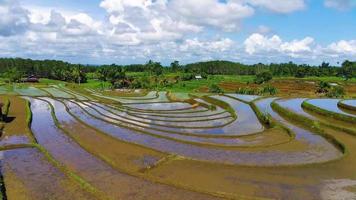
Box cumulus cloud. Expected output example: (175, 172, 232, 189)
(244, 33, 315, 58)
(0, 0, 355, 65)
(0, 0, 29, 36)
(169, 0, 254, 31)
(327, 40, 356, 55)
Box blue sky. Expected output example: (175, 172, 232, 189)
(0, 0, 355, 65)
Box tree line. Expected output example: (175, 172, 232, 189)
(0, 58, 355, 84)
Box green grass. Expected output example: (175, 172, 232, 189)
(39, 78, 66, 85)
(79, 79, 111, 90)
(302, 100, 356, 123)
(271, 101, 346, 154)
(276, 76, 356, 83)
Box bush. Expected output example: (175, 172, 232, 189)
(181, 73, 194, 81)
(326, 86, 345, 98)
(316, 81, 331, 94)
(236, 88, 259, 95)
(260, 85, 278, 95)
(255, 71, 273, 84)
(209, 84, 224, 93)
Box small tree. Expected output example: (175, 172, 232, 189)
(4, 67, 22, 83)
(254, 71, 273, 84)
(341, 60, 355, 80)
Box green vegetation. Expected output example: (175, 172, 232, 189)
(271, 101, 346, 154)
(0, 98, 10, 122)
(236, 85, 278, 95)
(208, 84, 224, 93)
(302, 100, 356, 124)
(316, 81, 346, 98)
(254, 71, 273, 84)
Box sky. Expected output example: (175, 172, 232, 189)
(0, 0, 355, 65)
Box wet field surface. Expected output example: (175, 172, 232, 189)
(1, 90, 356, 199)
(307, 99, 356, 117)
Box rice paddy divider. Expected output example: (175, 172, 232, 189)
(75, 101, 266, 140)
(42, 99, 254, 200)
(66, 100, 274, 148)
(338, 100, 356, 112)
(199, 95, 237, 119)
(81, 101, 235, 130)
(30, 97, 111, 200)
(271, 100, 347, 156)
(302, 100, 356, 124)
(302, 100, 356, 137)
(224, 95, 295, 140)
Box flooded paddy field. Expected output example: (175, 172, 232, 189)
(0, 87, 356, 199)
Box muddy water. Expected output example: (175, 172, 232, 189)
(64, 99, 341, 165)
(14, 87, 48, 96)
(147, 124, 356, 200)
(84, 97, 263, 136)
(126, 102, 204, 111)
(1, 148, 94, 200)
(68, 100, 284, 147)
(307, 99, 356, 118)
(276, 98, 317, 120)
(119, 91, 157, 100)
(29, 98, 218, 200)
(42, 88, 74, 99)
(225, 94, 261, 102)
(0, 135, 30, 146)
(93, 91, 169, 104)
(56, 86, 89, 101)
(255, 98, 342, 158)
(41, 97, 165, 172)
(341, 100, 356, 108)
(83, 101, 233, 129)
(92, 101, 230, 121)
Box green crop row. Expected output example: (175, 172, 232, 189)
(302, 101, 356, 124)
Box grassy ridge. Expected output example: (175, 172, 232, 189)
(302, 100, 356, 124)
(271, 101, 346, 154)
(338, 100, 356, 112)
(200, 95, 236, 118)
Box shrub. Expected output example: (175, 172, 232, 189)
(236, 88, 259, 95)
(316, 81, 331, 94)
(181, 73, 194, 81)
(326, 86, 345, 98)
(260, 85, 278, 95)
(254, 71, 273, 84)
(209, 84, 224, 93)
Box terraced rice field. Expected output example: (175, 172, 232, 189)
(1, 86, 356, 199)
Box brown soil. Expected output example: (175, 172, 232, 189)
(1, 96, 34, 144)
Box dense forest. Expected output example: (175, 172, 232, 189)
(0, 58, 355, 84)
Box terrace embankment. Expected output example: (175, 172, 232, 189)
(28, 97, 221, 200)
(2, 85, 356, 199)
(0, 96, 35, 146)
(1, 147, 96, 200)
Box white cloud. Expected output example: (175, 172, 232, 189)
(0, 0, 355, 65)
(280, 37, 314, 53)
(180, 38, 234, 52)
(244, 33, 315, 58)
(169, 0, 254, 31)
(242, 0, 306, 13)
(244, 33, 282, 54)
(327, 40, 356, 55)
(324, 0, 355, 10)
(0, 0, 29, 36)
